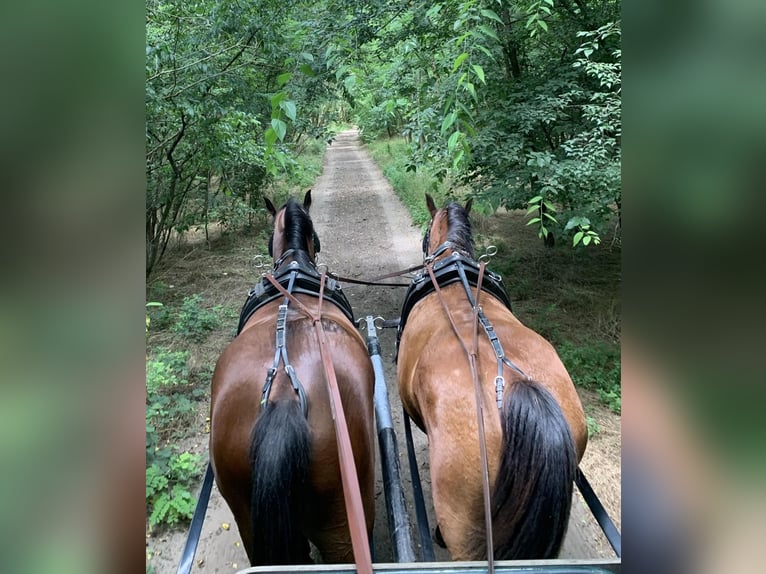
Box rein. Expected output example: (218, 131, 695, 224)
(262, 271, 373, 574)
(329, 264, 424, 288)
(425, 260, 495, 574)
(257, 252, 419, 287)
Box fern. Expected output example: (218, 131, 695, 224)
(150, 494, 171, 527)
(146, 452, 202, 529)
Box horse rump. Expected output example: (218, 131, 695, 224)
(249, 399, 311, 565)
(485, 378, 577, 559)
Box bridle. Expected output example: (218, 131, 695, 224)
(421, 214, 472, 263)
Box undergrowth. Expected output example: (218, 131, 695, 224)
(171, 294, 221, 342)
(146, 348, 204, 530)
(557, 341, 621, 414)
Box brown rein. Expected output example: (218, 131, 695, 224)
(425, 260, 496, 574)
(263, 272, 373, 574)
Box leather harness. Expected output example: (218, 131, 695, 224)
(237, 251, 354, 335)
(237, 252, 354, 417)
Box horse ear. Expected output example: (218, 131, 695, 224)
(303, 189, 312, 211)
(464, 198, 473, 214)
(264, 197, 276, 217)
(426, 194, 437, 218)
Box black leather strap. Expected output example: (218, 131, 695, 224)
(402, 410, 435, 561)
(237, 262, 354, 334)
(176, 462, 214, 574)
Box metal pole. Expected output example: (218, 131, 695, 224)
(176, 462, 214, 574)
(402, 409, 435, 562)
(575, 468, 622, 557)
(363, 316, 416, 563)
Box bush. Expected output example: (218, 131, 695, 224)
(558, 340, 621, 414)
(146, 452, 202, 528)
(171, 294, 220, 342)
(146, 350, 200, 452)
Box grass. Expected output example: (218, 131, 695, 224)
(365, 138, 451, 228)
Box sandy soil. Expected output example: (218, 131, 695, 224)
(146, 129, 620, 572)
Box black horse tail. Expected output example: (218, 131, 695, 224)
(488, 379, 577, 559)
(249, 399, 311, 565)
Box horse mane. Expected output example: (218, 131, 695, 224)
(282, 198, 315, 264)
(445, 202, 475, 258)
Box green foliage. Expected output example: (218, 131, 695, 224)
(146, 349, 189, 392)
(567, 217, 602, 247)
(598, 387, 621, 414)
(146, 452, 202, 528)
(366, 138, 450, 227)
(525, 194, 558, 241)
(343, 1, 620, 249)
(146, 1, 621, 270)
(558, 340, 621, 414)
(145, 0, 344, 274)
(524, 0, 555, 38)
(146, 350, 196, 449)
(170, 295, 220, 342)
(524, 302, 562, 343)
(146, 348, 203, 529)
(145, 301, 164, 338)
(211, 194, 255, 233)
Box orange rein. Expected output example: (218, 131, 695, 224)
(263, 271, 373, 574)
(425, 259, 495, 574)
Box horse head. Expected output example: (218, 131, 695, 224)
(265, 190, 320, 267)
(422, 193, 474, 262)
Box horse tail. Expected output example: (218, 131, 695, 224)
(489, 379, 577, 559)
(249, 399, 311, 565)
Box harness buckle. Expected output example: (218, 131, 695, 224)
(261, 368, 278, 405)
(495, 376, 505, 409)
(284, 364, 299, 390)
(276, 304, 288, 326)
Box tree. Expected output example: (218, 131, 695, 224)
(146, 0, 622, 273)
(145, 0, 335, 274)
(347, 0, 621, 246)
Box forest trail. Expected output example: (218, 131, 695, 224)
(147, 129, 618, 572)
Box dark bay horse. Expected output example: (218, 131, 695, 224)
(397, 194, 587, 560)
(209, 191, 375, 565)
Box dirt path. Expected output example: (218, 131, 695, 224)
(148, 129, 618, 572)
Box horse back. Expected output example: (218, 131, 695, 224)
(210, 296, 376, 561)
(397, 285, 586, 458)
